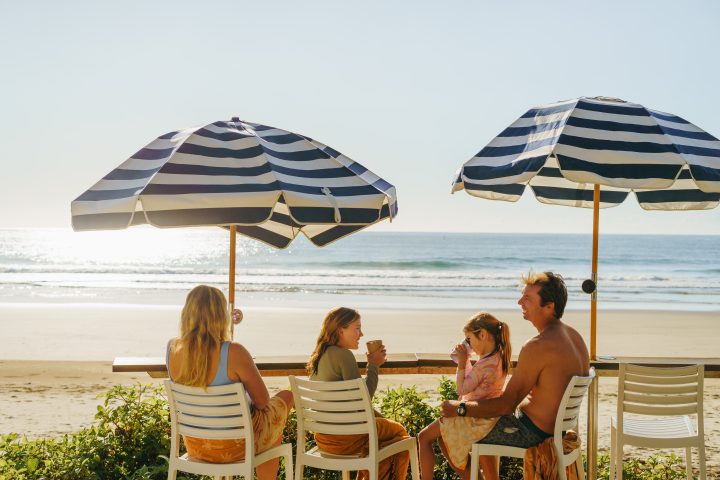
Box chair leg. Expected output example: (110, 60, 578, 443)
(685, 447, 693, 480)
(557, 453, 568, 480)
(283, 452, 293, 480)
(167, 467, 177, 480)
(342, 471, 351, 480)
(615, 444, 623, 480)
(698, 442, 707, 480)
(576, 454, 586, 480)
(609, 428, 616, 480)
(469, 446, 480, 480)
(408, 445, 420, 480)
(294, 462, 303, 480)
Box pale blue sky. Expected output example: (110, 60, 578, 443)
(2, 1, 719, 234)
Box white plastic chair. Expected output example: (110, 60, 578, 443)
(289, 376, 420, 480)
(611, 364, 706, 480)
(469, 368, 596, 480)
(164, 380, 293, 480)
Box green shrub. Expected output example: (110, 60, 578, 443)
(375, 385, 437, 438)
(0, 382, 707, 480)
(0, 384, 175, 480)
(595, 452, 690, 480)
(437, 376, 459, 402)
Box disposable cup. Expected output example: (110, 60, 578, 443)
(366, 339, 383, 354)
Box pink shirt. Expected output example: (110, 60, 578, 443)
(456, 351, 506, 402)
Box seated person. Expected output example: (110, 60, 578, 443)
(166, 285, 293, 480)
(419, 312, 511, 480)
(441, 273, 589, 458)
(307, 307, 410, 480)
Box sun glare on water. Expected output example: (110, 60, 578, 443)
(6, 227, 269, 267)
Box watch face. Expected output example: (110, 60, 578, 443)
(457, 403, 466, 417)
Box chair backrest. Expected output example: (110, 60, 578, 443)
(164, 380, 253, 460)
(554, 368, 596, 442)
(617, 364, 704, 423)
(289, 376, 378, 456)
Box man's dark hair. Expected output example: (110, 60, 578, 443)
(522, 271, 567, 319)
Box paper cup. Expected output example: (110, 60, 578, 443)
(366, 339, 383, 354)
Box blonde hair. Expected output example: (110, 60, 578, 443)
(464, 312, 512, 374)
(172, 285, 231, 387)
(306, 307, 360, 375)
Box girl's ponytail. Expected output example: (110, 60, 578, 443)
(497, 321, 512, 374)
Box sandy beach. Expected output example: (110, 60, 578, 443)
(1, 305, 718, 473)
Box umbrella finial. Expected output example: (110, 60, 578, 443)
(590, 96, 626, 103)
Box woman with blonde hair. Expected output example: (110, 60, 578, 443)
(166, 285, 293, 480)
(307, 307, 410, 480)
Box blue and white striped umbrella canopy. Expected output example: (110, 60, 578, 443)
(452, 96, 720, 210)
(72, 118, 397, 248)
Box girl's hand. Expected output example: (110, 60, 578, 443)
(452, 343, 468, 364)
(367, 345, 387, 367)
(232, 309, 243, 325)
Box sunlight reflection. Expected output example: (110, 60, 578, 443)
(0, 227, 272, 266)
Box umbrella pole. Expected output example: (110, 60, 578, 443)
(591, 184, 599, 360)
(587, 184, 601, 480)
(229, 226, 236, 339)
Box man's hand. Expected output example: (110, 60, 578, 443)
(441, 400, 460, 418)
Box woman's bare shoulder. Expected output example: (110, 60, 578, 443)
(228, 342, 254, 361)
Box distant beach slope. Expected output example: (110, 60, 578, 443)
(1, 304, 717, 360)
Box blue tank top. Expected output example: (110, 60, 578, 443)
(166, 340, 233, 386)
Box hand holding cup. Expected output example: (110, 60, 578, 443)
(452, 342, 469, 364)
(366, 340, 386, 367)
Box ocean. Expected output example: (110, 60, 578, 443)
(0, 228, 718, 312)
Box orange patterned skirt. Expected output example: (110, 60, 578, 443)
(183, 395, 289, 463)
(439, 415, 499, 470)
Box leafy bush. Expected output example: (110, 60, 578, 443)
(0, 384, 180, 480)
(595, 452, 690, 480)
(437, 375, 459, 402)
(0, 381, 707, 480)
(375, 385, 437, 438)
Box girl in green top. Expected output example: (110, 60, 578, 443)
(306, 307, 410, 480)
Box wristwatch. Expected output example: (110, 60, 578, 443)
(457, 402, 467, 417)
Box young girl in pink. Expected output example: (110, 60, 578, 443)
(418, 312, 511, 480)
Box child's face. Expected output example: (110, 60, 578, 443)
(467, 329, 492, 356)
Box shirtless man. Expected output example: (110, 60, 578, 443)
(441, 272, 590, 460)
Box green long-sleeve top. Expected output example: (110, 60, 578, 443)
(310, 345, 379, 397)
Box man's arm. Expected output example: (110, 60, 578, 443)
(441, 341, 542, 418)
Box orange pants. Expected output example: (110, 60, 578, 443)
(183, 395, 289, 463)
(315, 417, 410, 480)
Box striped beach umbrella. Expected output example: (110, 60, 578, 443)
(452, 96, 720, 358)
(72, 118, 397, 309)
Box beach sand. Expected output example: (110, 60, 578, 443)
(1, 304, 718, 472)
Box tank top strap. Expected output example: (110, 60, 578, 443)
(210, 341, 232, 386)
